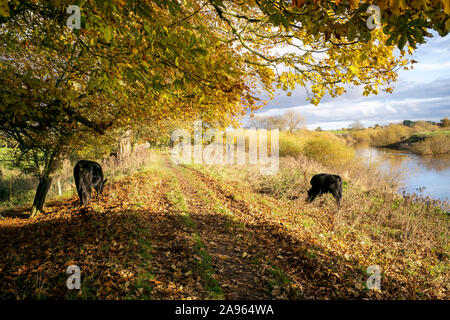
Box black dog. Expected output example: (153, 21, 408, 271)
(74, 160, 107, 205)
(307, 173, 342, 209)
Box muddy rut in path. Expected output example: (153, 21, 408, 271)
(168, 162, 272, 299)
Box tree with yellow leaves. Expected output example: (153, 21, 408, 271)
(0, 0, 448, 217)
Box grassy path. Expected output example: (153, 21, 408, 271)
(166, 158, 271, 299)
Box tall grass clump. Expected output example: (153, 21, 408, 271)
(248, 154, 447, 253)
(411, 135, 450, 155)
(302, 136, 355, 167)
(278, 132, 305, 157)
(258, 167, 306, 200)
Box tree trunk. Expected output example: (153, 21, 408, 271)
(30, 175, 52, 218)
(29, 148, 60, 218)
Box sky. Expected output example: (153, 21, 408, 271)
(250, 33, 450, 130)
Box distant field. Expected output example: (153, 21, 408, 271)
(0, 147, 14, 162)
(0, 147, 12, 161)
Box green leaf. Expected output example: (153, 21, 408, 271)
(144, 24, 152, 35)
(192, 47, 208, 56)
(398, 34, 407, 50)
(104, 25, 113, 42)
(347, 26, 356, 41)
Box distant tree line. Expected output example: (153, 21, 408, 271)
(246, 111, 306, 133)
(344, 117, 450, 132)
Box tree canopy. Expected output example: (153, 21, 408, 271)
(0, 0, 449, 216)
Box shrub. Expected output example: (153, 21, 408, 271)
(302, 137, 355, 167)
(278, 132, 304, 157)
(350, 127, 379, 141)
(412, 120, 438, 133)
(411, 135, 450, 155)
(371, 124, 413, 146)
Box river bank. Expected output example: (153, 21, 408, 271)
(381, 132, 450, 156)
(343, 127, 450, 156)
(353, 143, 450, 203)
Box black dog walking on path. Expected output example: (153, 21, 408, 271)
(74, 160, 107, 206)
(307, 173, 343, 209)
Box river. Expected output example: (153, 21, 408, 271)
(353, 144, 450, 203)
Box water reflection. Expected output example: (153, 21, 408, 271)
(353, 143, 450, 202)
(414, 154, 450, 172)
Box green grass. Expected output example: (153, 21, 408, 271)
(408, 130, 450, 142)
(165, 171, 224, 299)
(191, 233, 223, 299)
(0, 176, 37, 208)
(296, 214, 316, 229)
(266, 265, 292, 299)
(122, 216, 156, 300)
(180, 165, 244, 230)
(269, 265, 290, 286)
(132, 271, 155, 299)
(132, 235, 155, 300)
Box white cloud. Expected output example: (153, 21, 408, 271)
(252, 89, 450, 130)
(249, 34, 450, 130)
(414, 61, 450, 71)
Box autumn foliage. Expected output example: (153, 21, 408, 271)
(0, 152, 447, 299)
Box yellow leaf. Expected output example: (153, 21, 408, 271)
(349, 0, 359, 10)
(292, 0, 306, 8)
(348, 65, 357, 74)
(443, 0, 450, 14)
